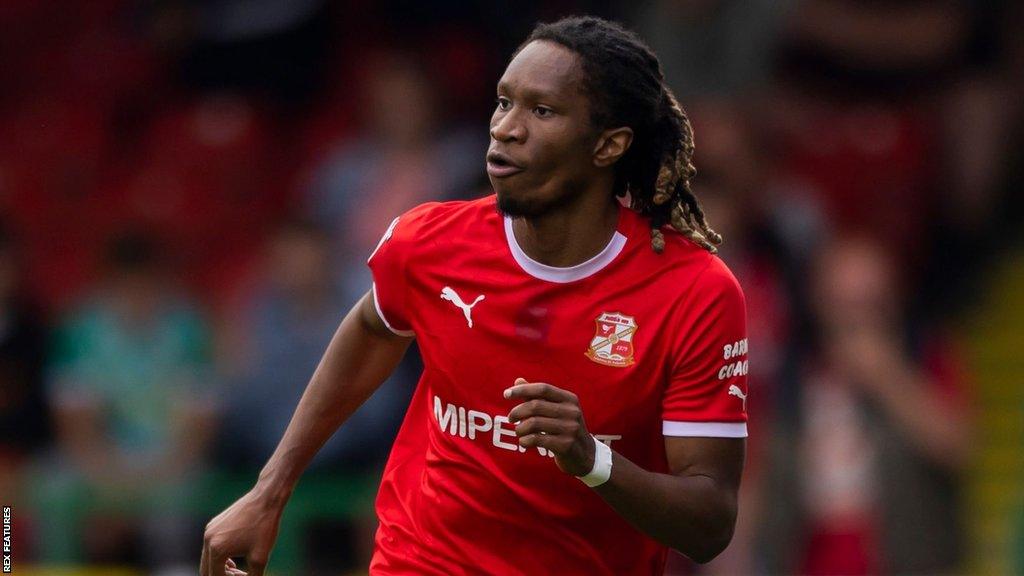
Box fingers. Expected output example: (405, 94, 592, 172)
(518, 431, 573, 452)
(514, 416, 577, 438)
(504, 379, 578, 404)
(202, 532, 229, 576)
(507, 399, 581, 423)
(210, 549, 229, 576)
(505, 378, 586, 444)
(503, 378, 593, 467)
(222, 557, 257, 576)
(514, 414, 582, 456)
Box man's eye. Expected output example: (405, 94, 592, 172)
(496, 97, 511, 111)
(534, 106, 553, 118)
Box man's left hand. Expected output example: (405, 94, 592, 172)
(505, 378, 596, 477)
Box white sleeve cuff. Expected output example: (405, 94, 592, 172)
(371, 282, 414, 337)
(662, 420, 748, 438)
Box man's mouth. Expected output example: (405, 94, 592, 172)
(486, 151, 524, 178)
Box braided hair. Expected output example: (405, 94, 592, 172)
(519, 16, 722, 253)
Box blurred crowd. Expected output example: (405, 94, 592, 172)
(1, 1, 1022, 575)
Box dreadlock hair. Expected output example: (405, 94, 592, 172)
(519, 16, 722, 253)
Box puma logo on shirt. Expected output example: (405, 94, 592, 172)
(441, 286, 486, 328)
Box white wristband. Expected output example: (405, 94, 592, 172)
(577, 435, 613, 487)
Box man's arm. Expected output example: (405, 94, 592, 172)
(201, 290, 413, 576)
(250, 290, 413, 503)
(594, 436, 744, 563)
(506, 382, 744, 564)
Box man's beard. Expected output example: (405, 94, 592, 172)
(494, 183, 585, 220)
(495, 193, 546, 219)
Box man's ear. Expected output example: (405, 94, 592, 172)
(592, 127, 634, 167)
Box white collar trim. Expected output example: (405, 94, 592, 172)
(503, 216, 627, 283)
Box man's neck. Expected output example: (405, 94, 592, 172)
(511, 192, 620, 268)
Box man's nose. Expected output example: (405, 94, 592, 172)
(490, 111, 525, 142)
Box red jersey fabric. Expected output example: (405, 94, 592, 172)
(366, 194, 748, 575)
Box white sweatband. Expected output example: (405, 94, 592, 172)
(577, 435, 613, 487)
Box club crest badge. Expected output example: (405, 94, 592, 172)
(585, 312, 637, 367)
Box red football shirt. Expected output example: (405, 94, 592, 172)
(367, 194, 748, 575)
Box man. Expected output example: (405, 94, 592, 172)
(202, 16, 748, 575)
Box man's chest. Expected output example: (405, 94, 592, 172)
(407, 264, 678, 432)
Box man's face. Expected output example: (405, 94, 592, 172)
(487, 40, 599, 218)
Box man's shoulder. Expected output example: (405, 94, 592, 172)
(386, 195, 499, 252)
(667, 248, 744, 311)
(623, 223, 743, 303)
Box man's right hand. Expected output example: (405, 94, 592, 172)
(200, 488, 285, 576)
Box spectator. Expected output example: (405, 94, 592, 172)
(767, 0, 1016, 313)
(302, 50, 484, 305)
(759, 236, 972, 575)
(38, 231, 217, 570)
(219, 219, 413, 471)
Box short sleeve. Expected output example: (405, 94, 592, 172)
(366, 203, 439, 337)
(662, 259, 749, 438)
